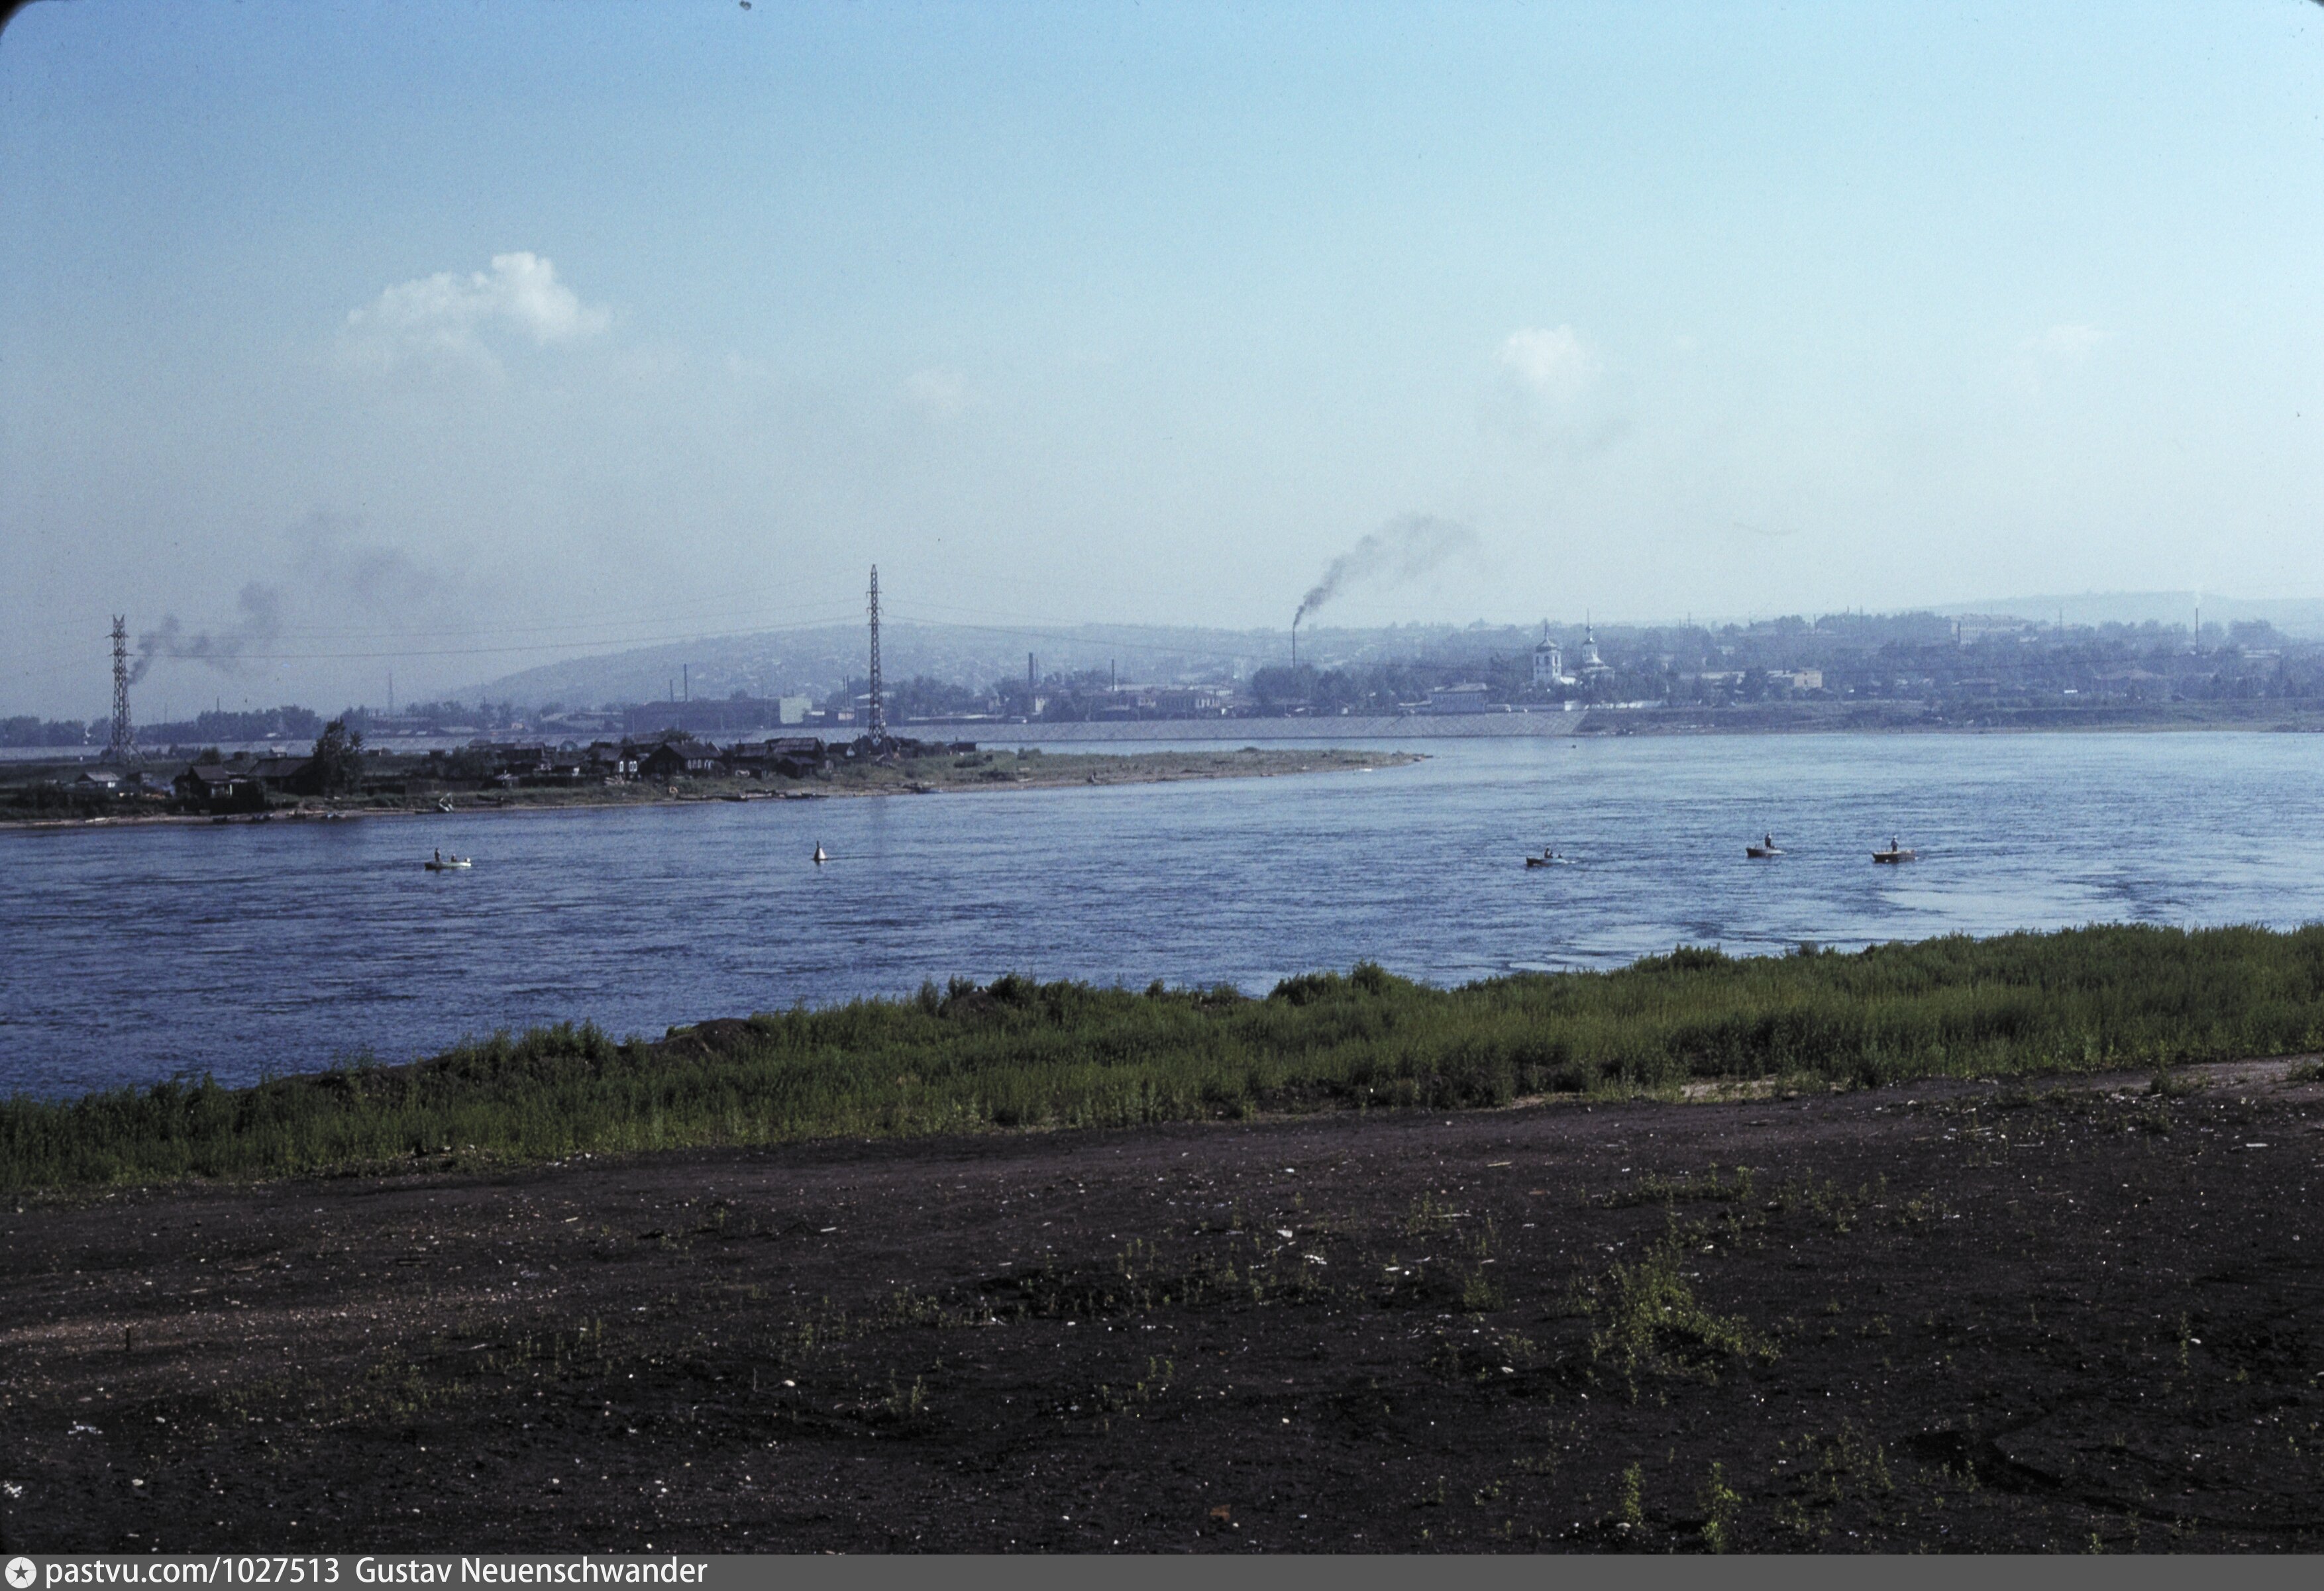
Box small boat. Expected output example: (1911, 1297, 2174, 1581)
(1524, 847, 1572, 868)
(812, 843, 827, 864)
(1746, 833, 1785, 858)
(424, 850, 472, 872)
(436, 797, 454, 813)
(1872, 836, 1917, 864)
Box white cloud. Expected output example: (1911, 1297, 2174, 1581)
(1486, 323, 1625, 454)
(1497, 325, 1600, 404)
(2023, 323, 2105, 360)
(344, 252, 609, 366)
(2007, 323, 2107, 395)
(903, 365, 970, 419)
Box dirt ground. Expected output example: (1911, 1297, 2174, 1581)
(3, 1060, 2319, 1554)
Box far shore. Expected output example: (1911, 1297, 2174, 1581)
(8, 693, 2323, 774)
(1009, 698, 2324, 741)
(0, 746, 1419, 833)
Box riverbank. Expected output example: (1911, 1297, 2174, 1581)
(0, 746, 1415, 831)
(12, 697, 2324, 776)
(1004, 699, 2324, 742)
(10, 923, 2324, 1192)
(4, 1053, 2317, 1551)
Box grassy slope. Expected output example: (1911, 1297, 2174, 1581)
(9, 923, 2324, 1190)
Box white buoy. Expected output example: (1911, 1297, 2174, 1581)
(813, 843, 827, 864)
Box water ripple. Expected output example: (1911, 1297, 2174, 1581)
(5, 733, 2323, 1096)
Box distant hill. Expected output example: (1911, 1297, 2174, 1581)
(456, 594, 2324, 709)
(459, 619, 1554, 709)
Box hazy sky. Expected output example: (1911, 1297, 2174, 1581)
(3, 1, 2321, 716)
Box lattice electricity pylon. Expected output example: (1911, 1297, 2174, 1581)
(865, 565, 889, 748)
(108, 615, 140, 764)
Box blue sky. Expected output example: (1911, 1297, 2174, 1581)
(3, 1, 2320, 715)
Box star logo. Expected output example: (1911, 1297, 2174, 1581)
(6, 1557, 37, 1590)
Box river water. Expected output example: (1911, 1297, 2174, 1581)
(5, 732, 2321, 1098)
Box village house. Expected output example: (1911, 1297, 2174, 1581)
(172, 762, 266, 811)
(243, 755, 318, 795)
(580, 742, 641, 780)
(718, 737, 829, 778)
(638, 739, 725, 781)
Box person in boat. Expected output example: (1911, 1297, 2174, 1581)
(433, 848, 441, 863)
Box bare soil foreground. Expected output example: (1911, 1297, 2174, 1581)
(3, 1060, 2319, 1554)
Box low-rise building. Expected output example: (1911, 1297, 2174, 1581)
(639, 739, 725, 780)
(720, 737, 828, 778)
(1424, 683, 1495, 714)
(245, 756, 317, 794)
(1151, 686, 1231, 715)
(173, 764, 264, 811)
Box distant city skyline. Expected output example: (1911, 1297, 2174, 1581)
(4, 1, 2320, 717)
(10, 593, 2316, 738)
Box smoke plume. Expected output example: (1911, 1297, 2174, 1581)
(1294, 513, 1479, 627)
(291, 511, 445, 607)
(128, 511, 458, 683)
(131, 583, 286, 682)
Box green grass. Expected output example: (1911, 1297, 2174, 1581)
(1580, 1223, 1775, 1388)
(8, 922, 2324, 1191)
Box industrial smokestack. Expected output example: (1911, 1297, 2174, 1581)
(1293, 514, 1477, 633)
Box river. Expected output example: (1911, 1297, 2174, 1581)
(5, 731, 2321, 1098)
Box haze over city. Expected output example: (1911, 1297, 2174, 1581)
(4, 1, 2321, 717)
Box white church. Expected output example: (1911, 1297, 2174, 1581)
(1532, 621, 1612, 688)
(1532, 625, 1565, 686)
